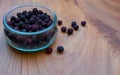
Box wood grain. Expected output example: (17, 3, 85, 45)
(0, 0, 120, 75)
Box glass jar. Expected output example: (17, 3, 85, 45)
(3, 4, 57, 52)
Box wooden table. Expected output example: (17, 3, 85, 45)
(0, 0, 120, 75)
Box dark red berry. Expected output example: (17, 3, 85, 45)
(57, 20, 62, 25)
(25, 13, 30, 19)
(61, 26, 67, 32)
(38, 10, 43, 14)
(73, 25, 79, 30)
(33, 8, 38, 13)
(10, 16, 17, 21)
(57, 46, 64, 53)
(22, 11, 27, 15)
(7, 21, 12, 26)
(67, 28, 73, 35)
(28, 11, 33, 15)
(71, 21, 77, 27)
(81, 21, 86, 26)
(19, 15, 25, 21)
(17, 12, 22, 18)
(45, 47, 53, 54)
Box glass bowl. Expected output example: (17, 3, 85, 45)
(3, 3, 57, 52)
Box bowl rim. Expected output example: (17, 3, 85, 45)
(3, 3, 57, 35)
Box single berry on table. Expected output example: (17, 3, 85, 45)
(57, 46, 64, 53)
(61, 26, 67, 32)
(67, 28, 73, 35)
(45, 48, 53, 54)
(81, 21, 86, 26)
(71, 21, 77, 27)
(57, 20, 62, 25)
(73, 25, 79, 30)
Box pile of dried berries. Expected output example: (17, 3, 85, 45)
(5, 8, 56, 47)
(8, 8, 53, 32)
(45, 20, 87, 54)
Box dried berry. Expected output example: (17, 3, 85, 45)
(61, 26, 67, 32)
(57, 20, 62, 25)
(30, 17, 35, 24)
(81, 21, 86, 26)
(8, 8, 53, 33)
(57, 46, 64, 53)
(17, 12, 22, 18)
(67, 28, 73, 35)
(71, 21, 77, 27)
(38, 10, 43, 14)
(10, 16, 17, 21)
(7, 21, 12, 26)
(32, 8, 38, 14)
(22, 11, 27, 15)
(45, 48, 53, 54)
(73, 25, 79, 30)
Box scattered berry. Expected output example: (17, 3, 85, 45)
(57, 20, 62, 25)
(73, 25, 79, 30)
(57, 46, 64, 53)
(61, 26, 67, 32)
(71, 21, 77, 27)
(81, 21, 86, 26)
(45, 48, 53, 54)
(67, 28, 73, 35)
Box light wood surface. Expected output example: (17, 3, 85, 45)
(0, 0, 120, 75)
